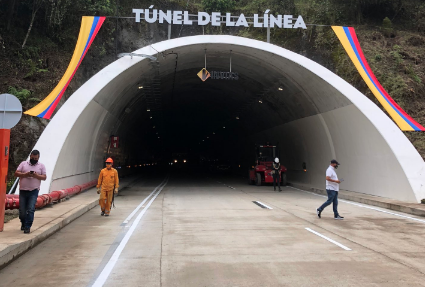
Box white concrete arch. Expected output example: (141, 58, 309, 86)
(32, 35, 425, 202)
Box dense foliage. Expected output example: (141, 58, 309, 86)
(1, 0, 425, 45)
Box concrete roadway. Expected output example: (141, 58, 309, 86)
(1, 172, 425, 286)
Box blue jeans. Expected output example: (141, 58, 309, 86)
(318, 189, 339, 216)
(19, 189, 39, 228)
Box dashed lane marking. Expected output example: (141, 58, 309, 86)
(305, 227, 351, 251)
(253, 201, 273, 209)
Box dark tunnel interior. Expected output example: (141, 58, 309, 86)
(106, 45, 326, 173)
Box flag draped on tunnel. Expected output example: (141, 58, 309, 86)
(332, 26, 425, 131)
(25, 16, 105, 119)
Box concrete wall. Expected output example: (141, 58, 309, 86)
(251, 104, 420, 202)
(30, 35, 425, 203)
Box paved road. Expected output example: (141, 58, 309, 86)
(1, 172, 425, 286)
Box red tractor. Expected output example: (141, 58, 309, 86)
(248, 144, 287, 186)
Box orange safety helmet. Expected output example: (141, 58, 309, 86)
(105, 157, 113, 164)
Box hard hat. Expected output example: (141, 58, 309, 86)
(105, 158, 113, 163)
(275, 158, 279, 163)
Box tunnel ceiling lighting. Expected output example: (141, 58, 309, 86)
(184, 159, 187, 163)
(147, 108, 150, 112)
(223, 126, 226, 129)
(259, 100, 263, 104)
(236, 116, 240, 120)
(150, 116, 152, 119)
(278, 87, 283, 91)
(207, 137, 209, 139)
(174, 160, 177, 163)
(213, 132, 215, 135)
(138, 86, 143, 89)
(153, 126, 156, 128)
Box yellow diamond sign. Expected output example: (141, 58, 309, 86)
(197, 68, 210, 82)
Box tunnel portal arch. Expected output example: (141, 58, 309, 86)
(32, 35, 425, 202)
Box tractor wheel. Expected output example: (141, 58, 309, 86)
(281, 173, 287, 186)
(255, 173, 262, 186)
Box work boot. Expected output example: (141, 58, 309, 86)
(24, 228, 31, 234)
(101, 211, 105, 216)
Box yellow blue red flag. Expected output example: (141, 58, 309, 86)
(25, 16, 105, 119)
(332, 26, 424, 131)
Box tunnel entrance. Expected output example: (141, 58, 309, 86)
(33, 35, 425, 202)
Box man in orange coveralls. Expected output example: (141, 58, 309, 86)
(97, 158, 119, 216)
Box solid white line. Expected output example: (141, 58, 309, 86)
(122, 177, 167, 224)
(92, 179, 168, 287)
(290, 187, 425, 224)
(305, 227, 351, 251)
(254, 201, 273, 209)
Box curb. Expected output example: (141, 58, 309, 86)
(0, 176, 141, 270)
(0, 197, 98, 269)
(289, 183, 425, 218)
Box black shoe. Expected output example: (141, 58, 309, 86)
(24, 228, 31, 234)
(316, 209, 322, 219)
(104, 214, 109, 217)
(279, 189, 282, 192)
(101, 211, 105, 216)
(21, 225, 25, 231)
(334, 215, 344, 220)
(274, 188, 276, 191)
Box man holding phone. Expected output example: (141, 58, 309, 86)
(316, 159, 344, 220)
(14, 150, 47, 234)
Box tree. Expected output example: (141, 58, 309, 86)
(22, 0, 45, 49)
(202, 0, 235, 13)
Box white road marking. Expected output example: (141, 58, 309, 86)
(305, 227, 351, 251)
(92, 179, 168, 287)
(122, 177, 168, 224)
(290, 187, 425, 224)
(254, 201, 273, 209)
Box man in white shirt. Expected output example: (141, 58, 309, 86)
(316, 160, 344, 220)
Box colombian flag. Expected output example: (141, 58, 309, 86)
(25, 16, 105, 119)
(333, 26, 424, 131)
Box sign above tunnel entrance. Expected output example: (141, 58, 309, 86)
(197, 69, 239, 81)
(211, 71, 239, 80)
(197, 68, 211, 82)
(133, 7, 307, 29)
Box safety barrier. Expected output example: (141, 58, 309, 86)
(4, 179, 98, 210)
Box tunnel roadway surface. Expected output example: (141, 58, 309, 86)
(1, 172, 425, 286)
